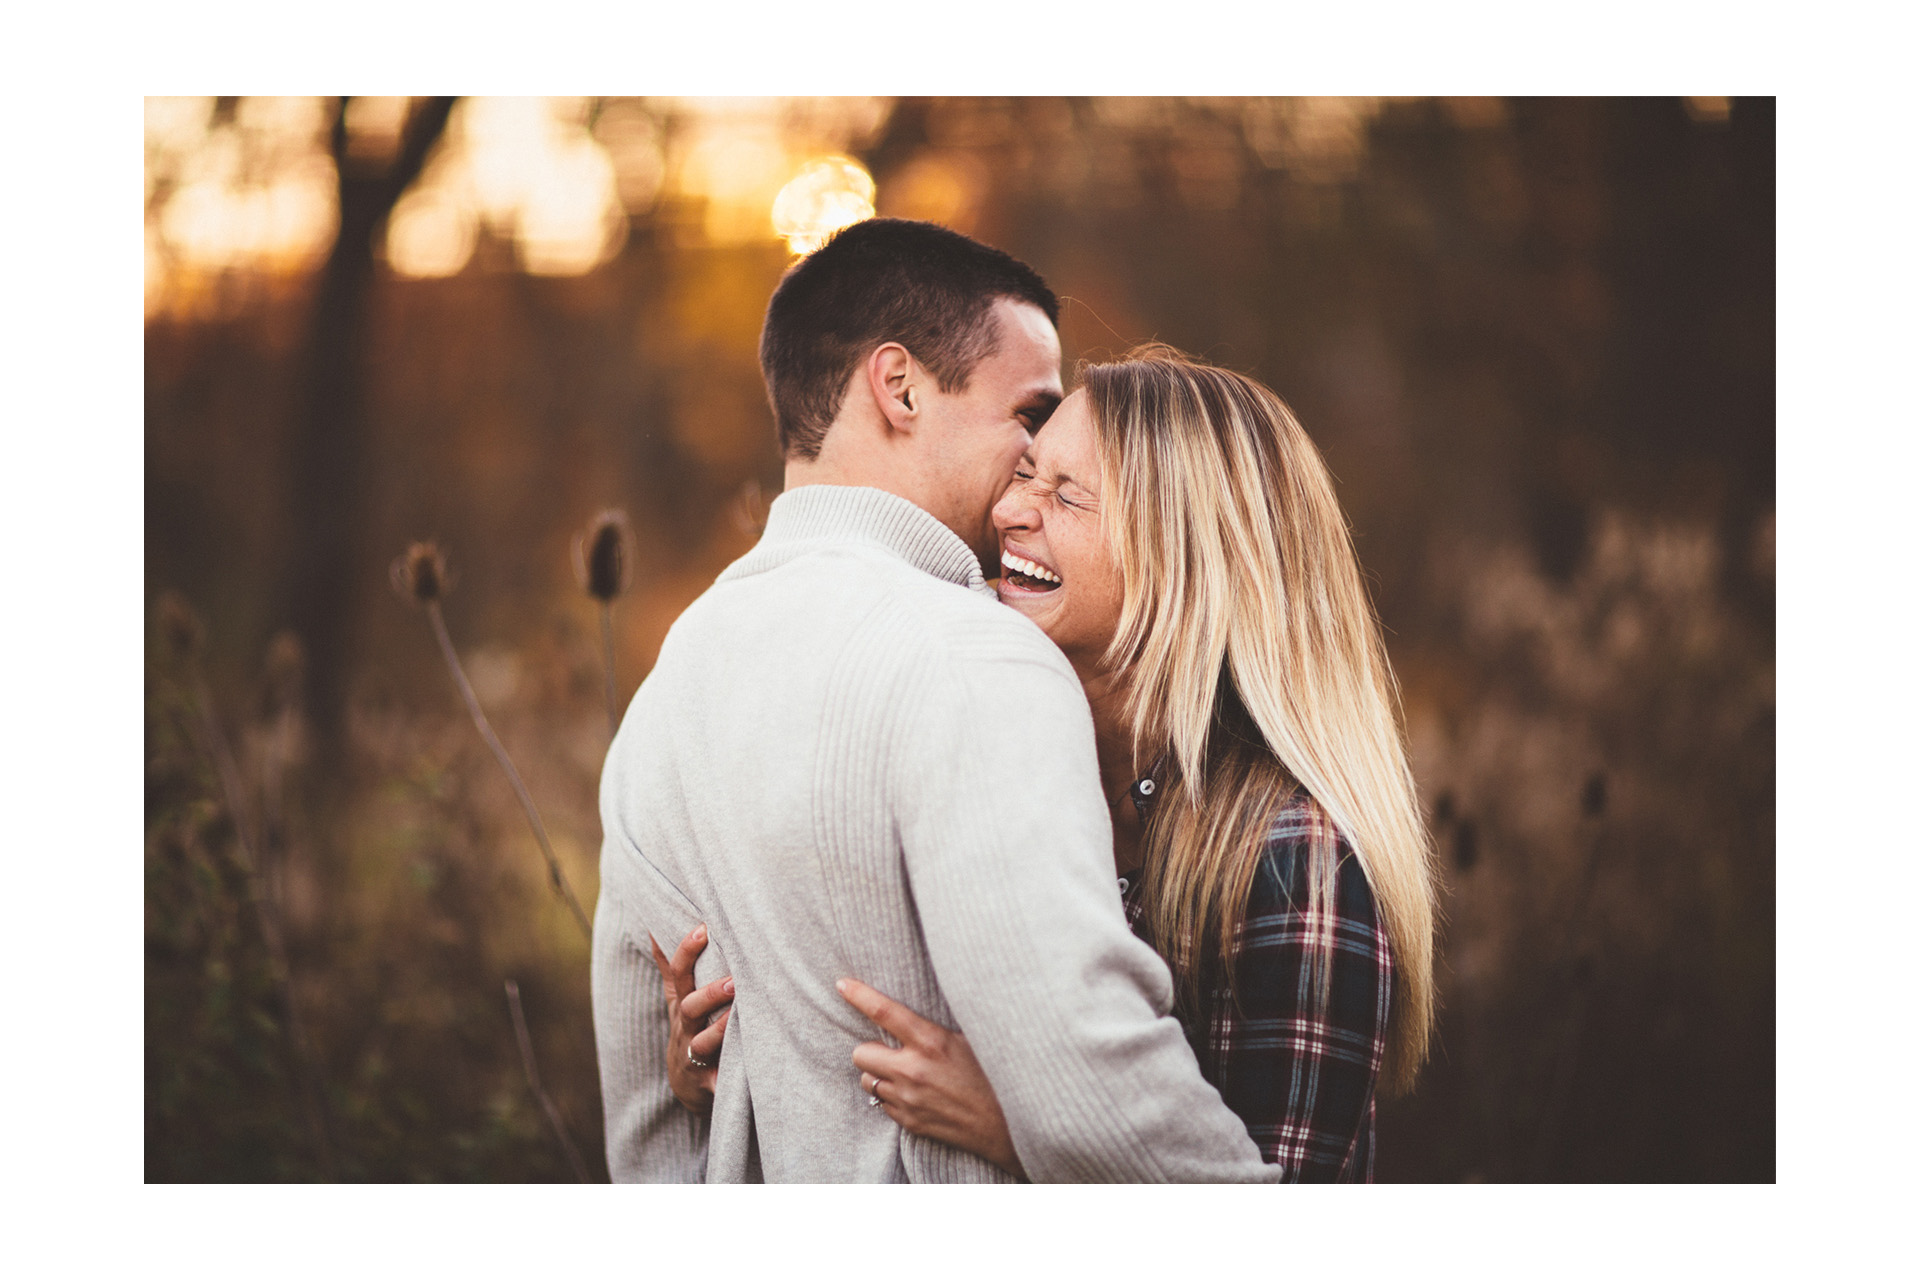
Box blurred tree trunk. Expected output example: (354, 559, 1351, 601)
(283, 96, 457, 747)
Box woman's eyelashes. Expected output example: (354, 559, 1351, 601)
(1011, 469, 1085, 510)
(1046, 481, 1090, 512)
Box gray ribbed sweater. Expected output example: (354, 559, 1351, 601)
(591, 484, 1276, 1182)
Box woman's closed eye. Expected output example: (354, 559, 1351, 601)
(1047, 481, 1093, 512)
(1012, 470, 1085, 510)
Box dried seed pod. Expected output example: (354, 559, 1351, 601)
(391, 541, 452, 605)
(574, 509, 634, 602)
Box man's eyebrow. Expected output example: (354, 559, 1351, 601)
(1020, 390, 1063, 421)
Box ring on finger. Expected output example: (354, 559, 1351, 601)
(866, 1077, 882, 1104)
(688, 1045, 715, 1071)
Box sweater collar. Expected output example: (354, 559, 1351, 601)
(725, 484, 994, 599)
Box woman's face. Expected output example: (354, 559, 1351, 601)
(992, 390, 1125, 676)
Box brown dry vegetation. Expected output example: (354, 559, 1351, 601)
(145, 96, 1772, 1181)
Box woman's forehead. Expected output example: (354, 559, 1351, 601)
(1029, 394, 1097, 484)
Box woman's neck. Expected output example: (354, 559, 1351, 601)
(1077, 665, 1160, 880)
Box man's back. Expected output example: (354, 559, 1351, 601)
(593, 485, 1276, 1182)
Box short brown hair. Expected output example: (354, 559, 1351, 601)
(758, 219, 1059, 459)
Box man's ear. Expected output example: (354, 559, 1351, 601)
(865, 342, 920, 435)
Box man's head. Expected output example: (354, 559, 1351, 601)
(761, 219, 1064, 565)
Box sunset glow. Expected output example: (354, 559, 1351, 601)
(771, 156, 876, 254)
(145, 96, 339, 313)
(145, 97, 899, 309)
(389, 97, 627, 279)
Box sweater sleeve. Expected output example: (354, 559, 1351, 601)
(590, 869, 710, 1182)
(892, 624, 1279, 1183)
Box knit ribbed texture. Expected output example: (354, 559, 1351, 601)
(724, 483, 993, 600)
(592, 484, 1277, 1182)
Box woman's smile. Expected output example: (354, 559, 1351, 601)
(999, 546, 1061, 590)
(991, 390, 1125, 680)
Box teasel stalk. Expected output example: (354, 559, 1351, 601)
(391, 543, 592, 939)
(155, 592, 338, 1177)
(505, 979, 592, 1182)
(573, 509, 635, 739)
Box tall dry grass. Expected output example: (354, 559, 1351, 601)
(147, 530, 622, 1181)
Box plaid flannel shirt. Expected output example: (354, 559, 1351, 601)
(1122, 791, 1392, 1182)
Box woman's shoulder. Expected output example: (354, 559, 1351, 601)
(1221, 789, 1393, 1047)
(1247, 791, 1379, 928)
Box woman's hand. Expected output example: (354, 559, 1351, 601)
(835, 978, 1024, 1179)
(648, 924, 733, 1117)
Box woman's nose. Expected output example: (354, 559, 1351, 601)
(992, 484, 1034, 534)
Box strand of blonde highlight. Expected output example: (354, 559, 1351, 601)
(1088, 352, 1437, 1098)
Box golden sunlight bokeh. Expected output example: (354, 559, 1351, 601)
(145, 97, 339, 314)
(385, 187, 479, 280)
(386, 97, 627, 279)
(145, 97, 897, 310)
(663, 98, 887, 247)
(771, 156, 876, 254)
(674, 105, 792, 245)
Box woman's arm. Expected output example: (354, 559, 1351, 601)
(836, 834, 1389, 1183)
(657, 937, 1023, 1174)
(837, 978, 1025, 1179)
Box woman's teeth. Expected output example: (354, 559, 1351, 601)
(1001, 552, 1061, 585)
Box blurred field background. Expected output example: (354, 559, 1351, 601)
(144, 95, 1773, 1182)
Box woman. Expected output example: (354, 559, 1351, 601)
(656, 347, 1436, 1181)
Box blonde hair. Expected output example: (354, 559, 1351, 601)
(1082, 346, 1437, 1098)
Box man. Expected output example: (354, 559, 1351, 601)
(591, 218, 1275, 1182)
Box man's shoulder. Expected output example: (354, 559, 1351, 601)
(875, 568, 1077, 682)
(693, 538, 1071, 674)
